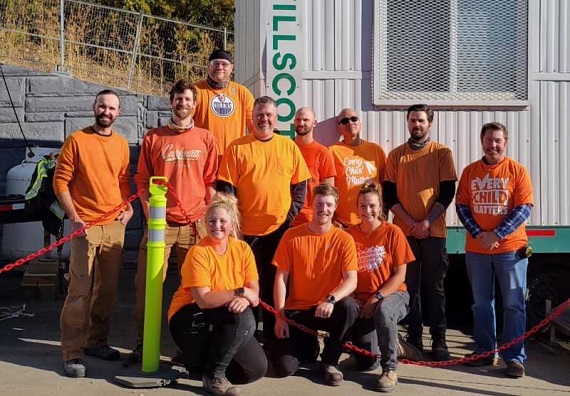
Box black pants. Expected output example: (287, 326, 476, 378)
(243, 221, 290, 341)
(169, 304, 267, 383)
(270, 297, 359, 377)
(404, 236, 449, 344)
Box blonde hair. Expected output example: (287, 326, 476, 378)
(357, 182, 387, 221)
(205, 194, 241, 238)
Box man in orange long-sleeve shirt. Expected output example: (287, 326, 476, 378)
(54, 90, 133, 378)
(128, 79, 218, 364)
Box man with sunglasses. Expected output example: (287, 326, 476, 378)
(329, 108, 387, 228)
(194, 49, 255, 159)
(382, 104, 457, 361)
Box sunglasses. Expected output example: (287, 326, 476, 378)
(338, 116, 359, 125)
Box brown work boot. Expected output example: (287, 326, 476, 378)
(377, 370, 398, 393)
(319, 363, 343, 386)
(505, 360, 525, 378)
(202, 374, 241, 395)
(464, 352, 499, 367)
(397, 335, 424, 361)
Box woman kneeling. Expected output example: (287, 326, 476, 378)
(168, 194, 267, 395)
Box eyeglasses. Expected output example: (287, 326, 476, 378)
(338, 116, 359, 125)
(210, 60, 232, 69)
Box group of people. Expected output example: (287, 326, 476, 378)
(52, 49, 534, 395)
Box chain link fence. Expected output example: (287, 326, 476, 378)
(0, 0, 233, 96)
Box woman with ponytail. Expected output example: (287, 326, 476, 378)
(168, 194, 267, 395)
(346, 182, 417, 393)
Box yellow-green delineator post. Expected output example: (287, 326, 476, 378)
(142, 176, 168, 373)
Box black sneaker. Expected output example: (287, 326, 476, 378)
(123, 344, 142, 367)
(84, 344, 120, 361)
(431, 338, 450, 361)
(406, 335, 424, 354)
(63, 358, 86, 378)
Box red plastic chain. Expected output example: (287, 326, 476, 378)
(261, 297, 570, 367)
(0, 188, 144, 275)
(153, 179, 193, 225)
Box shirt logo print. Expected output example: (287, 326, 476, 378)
(357, 245, 385, 273)
(211, 94, 235, 118)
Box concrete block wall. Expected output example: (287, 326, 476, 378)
(0, 65, 171, 264)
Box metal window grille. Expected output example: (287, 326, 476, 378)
(372, 0, 528, 105)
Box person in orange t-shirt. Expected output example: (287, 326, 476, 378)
(168, 194, 267, 395)
(382, 104, 457, 361)
(346, 182, 418, 392)
(329, 108, 387, 227)
(194, 49, 255, 158)
(271, 183, 358, 387)
(456, 122, 534, 378)
(217, 96, 311, 342)
(129, 79, 219, 364)
(291, 107, 336, 227)
(54, 90, 133, 378)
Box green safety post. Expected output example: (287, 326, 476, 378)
(142, 176, 168, 373)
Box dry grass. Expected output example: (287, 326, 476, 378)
(0, 0, 233, 96)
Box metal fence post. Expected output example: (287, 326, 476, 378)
(224, 27, 227, 50)
(59, 0, 65, 71)
(128, 11, 144, 91)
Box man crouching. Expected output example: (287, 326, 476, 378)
(271, 183, 359, 386)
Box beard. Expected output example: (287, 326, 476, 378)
(95, 113, 115, 128)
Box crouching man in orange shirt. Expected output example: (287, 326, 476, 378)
(271, 183, 359, 387)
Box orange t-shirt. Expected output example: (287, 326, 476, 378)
(53, 128, 131, 223)
(384, 141, 457, 238)
(272, 225, 358, 310)
(217, 134, 311, 236)
(134, 125, 219, 223)
(194, 80, 255, 155)
(168, 236, 258, 321)
(329, 140, 387, 226)
(455, 157, 534, 254)
(291, 141, 337, 227)
(346, 222, 415, 303)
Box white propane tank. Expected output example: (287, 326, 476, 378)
(1, 147, 71, 259)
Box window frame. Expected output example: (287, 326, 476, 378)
(371, 0, 530, 108)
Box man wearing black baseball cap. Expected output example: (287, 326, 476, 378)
(194, 49, 255, 158)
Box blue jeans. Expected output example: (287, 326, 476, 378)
(465, 251, 528, 364)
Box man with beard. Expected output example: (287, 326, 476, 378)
(127, 79, 218, 364)
(271, 183, 359, 387)
(216, 96, 311, 344)
(194, 49, 255, 159)
(329, 108, 386, 228)
(382, 104, 457, 361)
(291, 107, 336, 227)
(54, 90, 133, 377)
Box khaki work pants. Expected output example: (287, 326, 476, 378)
(134, 220, 206, 344)
(60, 221, 126, 361)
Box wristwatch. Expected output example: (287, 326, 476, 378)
(325, 294, 336, 304)
(375, 292, 385, 301)
(234, 287, 245, 297)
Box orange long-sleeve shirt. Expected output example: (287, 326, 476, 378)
(53, 127, 131, 223)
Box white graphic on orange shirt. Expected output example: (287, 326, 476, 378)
(211, 94, 235, 117)
(470, 174, 510, 215)
(161, 144, 202, 162)
(357, 245, 385, 273)
(343, 157, 377, 187)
